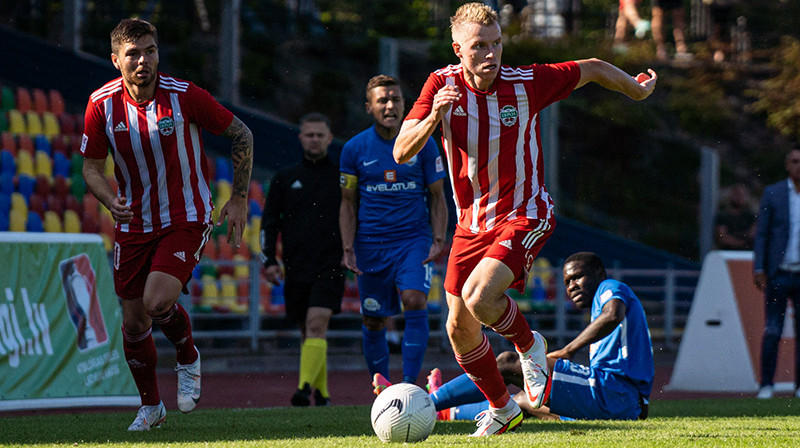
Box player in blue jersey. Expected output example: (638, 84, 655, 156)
(426, 251, 654, 421)
(340, 75, 448, 386)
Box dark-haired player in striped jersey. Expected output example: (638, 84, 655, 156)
(394, 2, 657, 437)
(81, 18, 252, 431)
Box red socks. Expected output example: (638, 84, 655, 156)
(152, 303, 198, 365)
(489, 296, 534, 353)
(122, 326, 160, 406)
(454, 334, 510, 408)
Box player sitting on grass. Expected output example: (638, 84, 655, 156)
(375, 252, 653, 423)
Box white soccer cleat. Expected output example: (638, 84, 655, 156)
(756, 385, 774, 399)
(469, 400, 523, 437)
(176, 347, 201, 413)
(127, 401, 166, 431)
(518, 330, 549, 409)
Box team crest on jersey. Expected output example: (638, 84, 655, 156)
(405, 155, 418, 166)
(157, 116, 175, 136)
(500, 105, 518, 127)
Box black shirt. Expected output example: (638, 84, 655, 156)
(260, 155, 343, 281)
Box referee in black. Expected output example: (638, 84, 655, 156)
(260, 112, 344, 407)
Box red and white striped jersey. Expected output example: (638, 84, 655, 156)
(406, 62, 580, 233)
(82, 73, 234, 233)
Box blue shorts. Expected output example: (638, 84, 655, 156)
(548, 359, 643, 420)
(355, 236, 433, 317)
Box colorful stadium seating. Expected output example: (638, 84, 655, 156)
(24, 111, 43, 136)
(15, 87, 32, 113)
(32, 88, 48, 115)
(9, 209, 25, 231)
(63, 209, 81, 233)
(26, 211, 42, 232)
(48, 89, 65, 116)
(7, 109, 25, 135)
(43, 210, 62, 233)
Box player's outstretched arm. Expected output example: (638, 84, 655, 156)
(217, 116, 253, 247)
(574, 58, 657, 101)
(547, 298, 626, 360)
(394, 85, 461, 164)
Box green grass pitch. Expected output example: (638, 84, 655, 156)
(2, 398, 800, 447)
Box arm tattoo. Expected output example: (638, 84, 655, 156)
(223, 116, 254, 199)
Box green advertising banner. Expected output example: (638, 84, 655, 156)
(0, 232, 138, 410)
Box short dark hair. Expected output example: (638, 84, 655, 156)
(366, 74, 399, 102)
(111, 18, 158, 54)
(299, 112, 331, 130)
(564, 252, 607, 280)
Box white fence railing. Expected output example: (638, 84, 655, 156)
(177, 259, 700, 353)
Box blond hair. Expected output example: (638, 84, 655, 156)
(450, 2, 498, 41)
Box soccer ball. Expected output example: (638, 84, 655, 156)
(370, 383, 436, 443)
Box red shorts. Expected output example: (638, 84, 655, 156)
(444, 217, 554, 296)
(112, 221, 213, 300)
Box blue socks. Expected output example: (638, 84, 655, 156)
(362, 325, 389, 378)
(401, 309, 429, 384)
(430, 372, 488, 410)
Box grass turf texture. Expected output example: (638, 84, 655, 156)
(2, 399, 800, 447)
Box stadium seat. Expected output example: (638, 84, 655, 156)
(248, 179, 264, 204)
(26, 211, 43, 232)
(17, 134, 34, 154)
(104, 154, 114, 178)
(42, 112, 60, 140)
(0, 110, 7, 133)
(233, 254, 249, 279)
(34, 134, 51, 155)
(0, 209, 8, 231)
(15, 87, 32, 113)
(67, 134, 83, 157)
(58, 113, 76, 135)
(10, 192, 26, 217)
(201, 275, 220, 307)
(27, 193, 45, 219)
(99, 209, 115, 239)
(0, 191, 10, 215)
(215, 156, 233, 182)
(63, 209, 81, 233)
(82, 193, 100, 224)
(53, 174, 69, 199)
(34, 174, 50, 196)
(43, 210, 62, 233)
(0, 86, 14, 112)
(9, 209, 25, 231)
(69, 152, 83, 176)
(1, 131, 16, 153)
(7, 109, 25, 135)
(34, 151, 53, 178)
(48, 89, 65, 116)
(73, 113, 84, 134)
(215, 180, 232, 208)
(53, 152, 70, 178)
(64, 193, 80, 216)
(248, 198, 263, 219)
(81, 213, 100, 234)
(46, 194, 64, 216)
(24, 111, 43, 136)
(70, 172, 86, 198)
(17, 174, 35, 199)
(1, 149, 15, 176)
(32, 89, 48, 115)
(100, 233, 112, 252)
(0, 174, 12, 194)
(51, 135, 67, 156)
(15, 151, 34, 177)
(247, 216, 261, 254)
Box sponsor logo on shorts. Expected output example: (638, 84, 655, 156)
(499, 239, 512, 250)
(363, 298, 381, 312)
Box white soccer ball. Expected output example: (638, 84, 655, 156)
(370, 383, 436, 443)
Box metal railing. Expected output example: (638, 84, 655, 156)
(180, 259, 700, 353)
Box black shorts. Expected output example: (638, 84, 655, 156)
(652, 0, 683, 9)
(283, 268, 345, 323)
